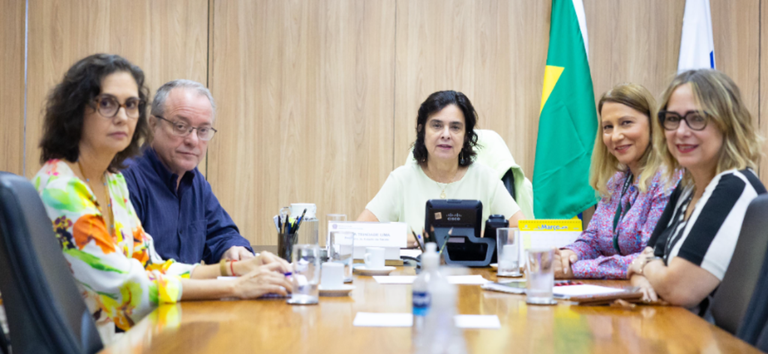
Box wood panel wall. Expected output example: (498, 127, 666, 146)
(207, 0, 396, 245)
(585, 1, 685, 106)
(0, 0, 26, 176)
(2, 0, 765, 246)
(24, 0, 209, 178)
(710, 0, 760, 134)
(763, 0, 768, 179)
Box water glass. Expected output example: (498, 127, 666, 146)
(291, 203, 319, 246)
(328, 231, 355, 283)
(287, 244, 321, 305)
(325, 213, 347, 249)
(496, 228, 521, 277)
(526, 248, 556, 305)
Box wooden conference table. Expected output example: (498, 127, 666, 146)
(101, 266, 761, 354)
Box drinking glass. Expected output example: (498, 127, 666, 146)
(526, 248, 556, 305)
(287, 244, 321, 305)
(496, 228, 521, 277)
(328, 231, 355, 283)
(325, 214, 347, 249)
(291, 203, 318, 246)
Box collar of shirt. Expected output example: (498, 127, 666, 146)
(141, 146, 196, 197)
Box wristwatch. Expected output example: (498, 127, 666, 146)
(638, 256, 664, 276)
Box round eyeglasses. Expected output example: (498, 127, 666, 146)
(658, 110, 709, 131)
(154, 115, 217, 141)
(92, 94, 142, 119)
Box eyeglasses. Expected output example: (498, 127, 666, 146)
(154, 115, 217, 141)
(91, 94, 142, 119)
(658, 110, 709, 131)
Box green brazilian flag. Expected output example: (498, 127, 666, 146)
(533, 0, 597, 219)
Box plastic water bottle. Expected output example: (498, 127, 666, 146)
(416, 268, 467, 354)
(413, 243, 440, 333)
(413, 244, 467, 354)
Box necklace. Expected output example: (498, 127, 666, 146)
(438, 182, 448, 199)
(77, 160, 115, 234)
(426, 166, 462, 199)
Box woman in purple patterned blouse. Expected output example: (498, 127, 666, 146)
(554, 83, 679, 279)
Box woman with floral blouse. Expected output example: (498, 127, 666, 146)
(33, 54, 292, 344)
(553, 83, 680, 279)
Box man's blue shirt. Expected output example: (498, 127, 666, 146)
(123, 147, 252, 264)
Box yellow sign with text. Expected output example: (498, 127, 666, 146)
(519, 219, 583, 232)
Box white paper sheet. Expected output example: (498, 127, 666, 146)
(454, 315, 501, 329)
(552, 284, 625, 297)
(446, 275, 490, 285)
(373, 275, 489, 285)
(352, 313, 501, 329)
(373, 276, 417, 284)
(400, 249, 423, 258)
(353, 312, 413, 327)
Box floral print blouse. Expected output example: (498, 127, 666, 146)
(33, 160, 196, 343)
(564, 170, 679, 279)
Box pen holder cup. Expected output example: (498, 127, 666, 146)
(278, 232, 298, 261)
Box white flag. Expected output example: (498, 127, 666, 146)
(678, 0, 715, 72)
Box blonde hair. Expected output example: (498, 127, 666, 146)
(590, 83, 662, 197)
(652, 69, 762, 187)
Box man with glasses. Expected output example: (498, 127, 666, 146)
(123, 80, 255, 264)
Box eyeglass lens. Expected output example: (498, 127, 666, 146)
(96, 95, 141, 119)
(169, 120, 216, 141)
(661, 111, 707, 131)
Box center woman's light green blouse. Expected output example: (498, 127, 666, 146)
(365, 162, 520, 235)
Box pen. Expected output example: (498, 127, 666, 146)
(286, 217, 295, 234)
(411, 230, 424, 252)
(294, 208, 308, 232)
(438, 227, 453, 255)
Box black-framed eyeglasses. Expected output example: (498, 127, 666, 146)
(154, 115, 217, 141)
(91, 94, 143, 119)
(658, 110, 709, 131)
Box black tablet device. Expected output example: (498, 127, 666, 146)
(424, 199, 494, 267)
(424, 199, 482, 238)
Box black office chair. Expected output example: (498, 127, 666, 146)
(0, 325, 9, 354)
(709, 195, 768, 335)
(738, 249, 768, 351)
(501, 169, 516, 202)
(0, 172, 102, 354)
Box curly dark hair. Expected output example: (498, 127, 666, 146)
(39, 53, 150, 172)
(412, 90, 479, 167)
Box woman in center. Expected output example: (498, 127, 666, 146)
(357, 90, 524, 242)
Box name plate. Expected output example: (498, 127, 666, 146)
(328, 221, 407, 260)
(518, 219, 582, 260)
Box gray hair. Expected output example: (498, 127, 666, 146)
(150, 79, 216, 119)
